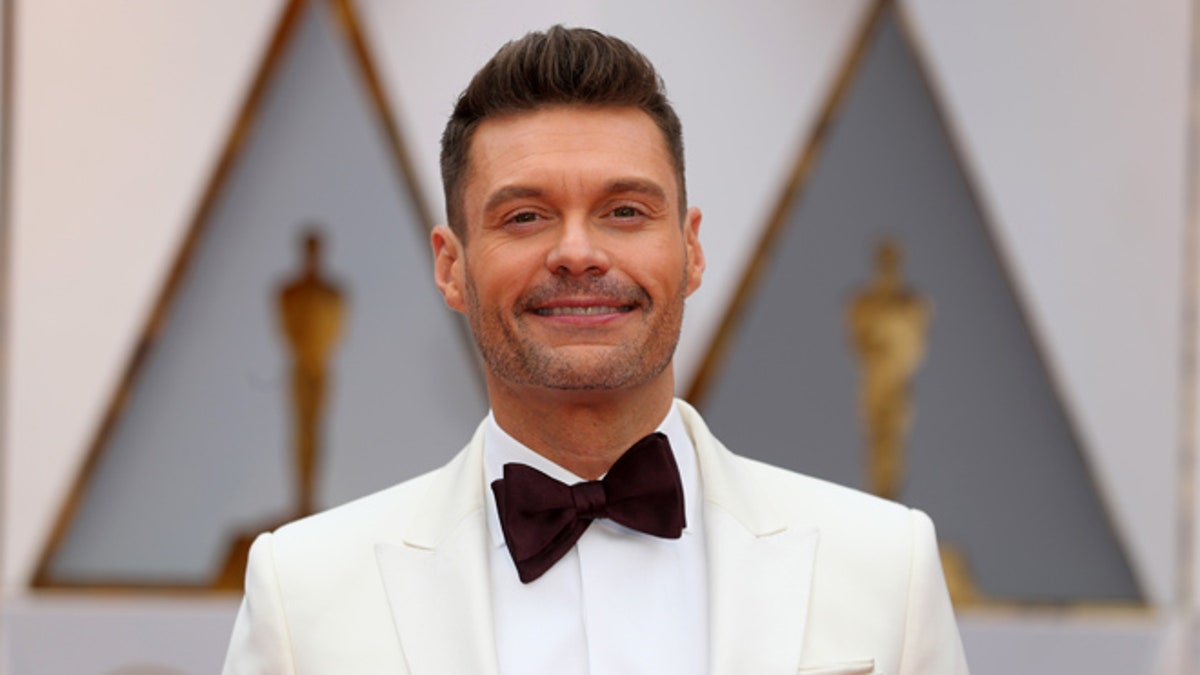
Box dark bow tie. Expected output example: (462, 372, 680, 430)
(491, 432, 686, 583)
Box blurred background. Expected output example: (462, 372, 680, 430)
(1, 0, 1197, 672)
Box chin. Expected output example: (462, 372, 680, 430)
(529, 354, 671, 392)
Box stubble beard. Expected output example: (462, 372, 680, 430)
(464, 269, 686, 392)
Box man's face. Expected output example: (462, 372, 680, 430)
(432, 106, 704, 396)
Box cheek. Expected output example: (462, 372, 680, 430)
(633, 245, 688, 290)
(466, 255, 535, 307)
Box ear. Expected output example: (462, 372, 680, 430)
(683, 207, 705, 297)
(431, 225, 468, 314)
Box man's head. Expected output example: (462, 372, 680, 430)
(431, 26, 704, 403)
(440, 25, 686, 239)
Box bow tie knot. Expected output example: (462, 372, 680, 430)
(491, 432, 686, 583)
(570, 481, 609, 520)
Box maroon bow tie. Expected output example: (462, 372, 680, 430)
(491, 432, 686, 583)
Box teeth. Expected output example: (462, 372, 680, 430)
(536, 305, 632, 316)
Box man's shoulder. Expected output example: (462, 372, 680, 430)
(713, 447, 934, 603)
(678, 400, 920, 554)
(679, 400, 912, 524)
(730, 452, 907, 518)
(247, 476, 428, 581)
(268, 435, 482, 559)
(227, 445, 482, 663)
(275, 468, 439, 543)
(741, 454, 922, 552)
(721, 450, 916, 536)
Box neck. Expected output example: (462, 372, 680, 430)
(487, 368, 677, 480)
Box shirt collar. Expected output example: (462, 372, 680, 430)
(483, 400, 701, 549)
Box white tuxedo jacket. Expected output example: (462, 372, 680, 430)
(223, 401, 968, 674)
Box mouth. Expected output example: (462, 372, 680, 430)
(518, 280, 650, 323)
(532, 304, 636, 317)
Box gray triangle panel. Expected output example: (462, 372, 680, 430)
(699, 8, 1139, 602)
(47, 1, 485, 584)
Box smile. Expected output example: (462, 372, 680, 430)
(533, 305, 635, 316)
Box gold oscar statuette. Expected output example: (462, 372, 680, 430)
(215, 229, 347, 590)
(847, 238, 930, 502)
(846, 239, 981, 607)
(277, 230, 346, 520)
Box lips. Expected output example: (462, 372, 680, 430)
(519, 278, 649, 318)
(533, 304, 635, 316)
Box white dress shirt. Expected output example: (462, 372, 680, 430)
(484, 402, 710, 675)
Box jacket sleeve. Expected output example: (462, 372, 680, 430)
(898, 509, 970, 675)
(222, 532, 297, 675)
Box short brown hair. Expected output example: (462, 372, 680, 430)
(440, 25, 686, 237)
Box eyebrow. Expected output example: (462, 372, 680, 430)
(483, 185, 543, 214)
(605, 179, 668, 203)
(482, 178, 669, 215)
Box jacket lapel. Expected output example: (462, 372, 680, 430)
(375, 424, 500, 675)
(680, 402, 820, 675)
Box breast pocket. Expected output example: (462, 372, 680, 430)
(797, 658, 877, 675)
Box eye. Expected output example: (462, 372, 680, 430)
(501, 210, 546, 230)
(610, 205, 641, 219)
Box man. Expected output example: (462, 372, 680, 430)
(223, 26, 969, 674)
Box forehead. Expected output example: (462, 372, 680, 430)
(462, 106, 678, 205)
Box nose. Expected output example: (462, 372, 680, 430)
(545, 214, 611, 276)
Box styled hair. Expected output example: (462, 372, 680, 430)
(439, 25, 686, 237)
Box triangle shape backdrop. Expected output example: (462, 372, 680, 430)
(40, 0, 485, 585)
(695, 7, 1139, 603)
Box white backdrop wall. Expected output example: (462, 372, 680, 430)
(2, 0, 1195, 672)
(6, 0, 287, 593)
